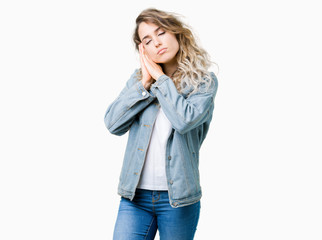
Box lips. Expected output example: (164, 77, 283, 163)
(157, 48, 167, 55)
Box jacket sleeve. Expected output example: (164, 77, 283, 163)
(149, 72, 218, 135)
(103, 68, 156, 136)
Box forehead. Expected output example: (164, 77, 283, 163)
(138, 22, 161, 39)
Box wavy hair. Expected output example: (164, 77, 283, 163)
(132, 8, 218, 96)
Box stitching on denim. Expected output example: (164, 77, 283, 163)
(152, 192, 160, 203)
(178, 135, 191, 197)
(170, 196, 201, 208)
(107, 83, 153, 131)
(172, 192, 201, 202)
(144, 216, 156, 240)
(158, 78, 213, 132)
(185, 96, 213, 126)
(107, 88, 135, 129)
(185, 134, 199, 193)
(106, 74, 135, 129)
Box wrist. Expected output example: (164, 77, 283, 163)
(142, 82, 151, 90)
(155, 74, 163, 81)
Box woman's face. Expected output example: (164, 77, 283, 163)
(138, 21, 179, 64)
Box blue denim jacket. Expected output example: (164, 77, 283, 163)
(104, 68, 218, 208)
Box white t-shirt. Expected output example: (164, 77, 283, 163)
(137, 106, 173, 190)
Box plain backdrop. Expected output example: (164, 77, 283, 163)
(0, 0, 321, 239)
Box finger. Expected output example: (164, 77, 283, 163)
(139, 45, 142, 62)
(140, 45, 145, 57)
(142, 56, 152, 73)
(144, 54, 155, 67)
(141, 44, 148, 57)
(139, 44, 143, 59)
(140, 46, 151, 73)
(140, 45, 148, 66)
(139, 44, 146, 67)
(142, 53, 148, 67)
(139, 43, 142, 55)
(141, 49, 152, 63)
(144, 53, 152, 62)
(140, 46, 154, 69)
(140, 52, 147, 73)
(141, 47, 149, 64)
(139, 52, 144, 67)
(140, 43, 145, 53)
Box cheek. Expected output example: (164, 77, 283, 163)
(145, 49, 152, 56)
(172, 38, 179, 49)
(167, 34, 177, 44)
(172, 40, 179, 54)
(142, 46, 151, 56)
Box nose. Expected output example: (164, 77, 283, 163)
(153, 38, 161, 47)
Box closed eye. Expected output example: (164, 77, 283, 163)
(146, 32, 166, 45)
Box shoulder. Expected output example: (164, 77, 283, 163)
(197, 71, 218, 95)
(130, 68, 141, 81)
(125, 68, 141, 88)
(210, 72, 218, 86)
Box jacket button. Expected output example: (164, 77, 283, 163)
(142, 92, 146, 96)
(168, 156, 171, 160)
(169, 180, 173, 185)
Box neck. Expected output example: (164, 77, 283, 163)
(161, 60, 178, 78)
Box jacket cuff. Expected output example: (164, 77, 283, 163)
(150, 74, 169, 96)
(136, 80, 156, 99)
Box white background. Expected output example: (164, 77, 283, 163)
(1, 0, 321, 239)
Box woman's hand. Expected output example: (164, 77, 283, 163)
(139, 43, 164, 89)
(139, 43, 152, 89)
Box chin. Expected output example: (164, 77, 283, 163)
(154, 60, 166, 64)
(154, 56, 175, 64)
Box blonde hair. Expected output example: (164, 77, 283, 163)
(133, 8, 218, 96)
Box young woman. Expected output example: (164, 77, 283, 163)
(104, 8, 218, 240)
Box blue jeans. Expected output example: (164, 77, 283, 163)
(113, 188, 201, 240)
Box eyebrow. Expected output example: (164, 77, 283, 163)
(141, 26, 161, 42)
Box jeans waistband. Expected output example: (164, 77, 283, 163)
(136, 188, 168, 193)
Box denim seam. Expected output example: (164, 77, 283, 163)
(173, 197, 201, 208)
(153, 77, 213, 133)
(156, 77, 188, 125)
(107, 87, 138, 130)
(144, 217, 156, 240)
(171, 191, 202, 202)
(186, 134, 199, 193)
(178, 135, 191, 197)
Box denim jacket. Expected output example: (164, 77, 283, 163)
(104, 68, 218, 208)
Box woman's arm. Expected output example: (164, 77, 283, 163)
(149, 72, 218, 135)
(103, 69, 156, 136)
